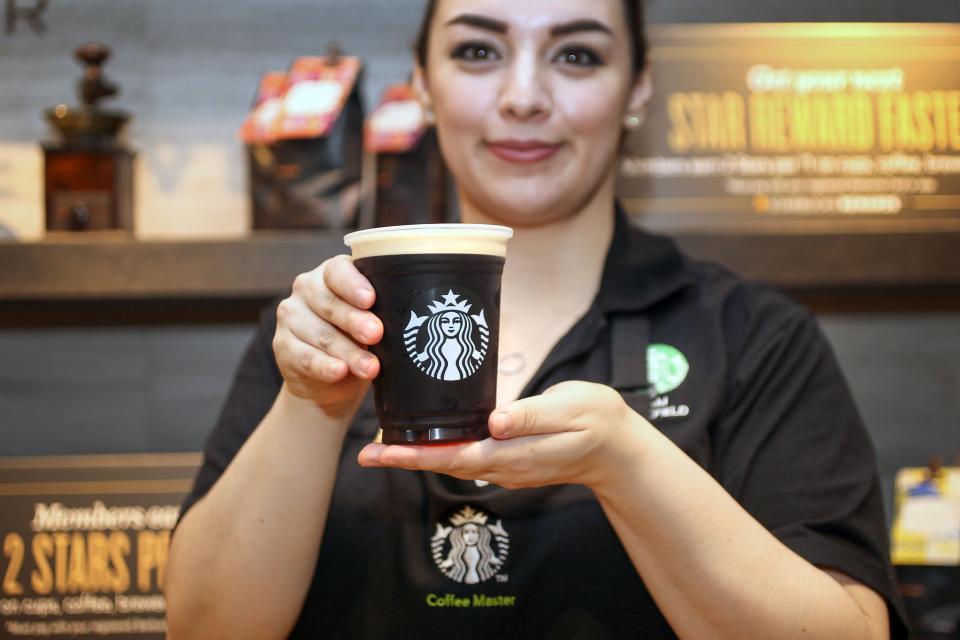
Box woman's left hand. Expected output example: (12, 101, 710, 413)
(357, 381, 646, 491)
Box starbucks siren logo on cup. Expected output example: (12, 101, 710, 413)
(404, 289, 489, 382)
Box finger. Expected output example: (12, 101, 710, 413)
(479, 431, 586, 488)
(280, 298, 378, 379)
(357, 443, 388, 467)
(489, 387, 591, 440)
(360, 434, 586, 489)
(291, 270, 382, 346)
(359, 441, 494, 479)
(322, 254, 376, 309)
(274, 331, 350, 384)
(482, 431, 576, 472)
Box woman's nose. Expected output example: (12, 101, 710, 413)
(498, 52, 551, 122)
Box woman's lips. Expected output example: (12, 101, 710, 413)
(486, 140, 563, 164)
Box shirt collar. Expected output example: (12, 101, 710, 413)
(597, 204, 696, 314)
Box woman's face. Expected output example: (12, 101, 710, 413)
(440, 311, 463, 337)
(462, 523, 480, 545)
(417, 0, 647, 227)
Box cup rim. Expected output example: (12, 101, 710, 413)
(344, 223, 513, 247)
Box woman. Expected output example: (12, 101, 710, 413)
(165, 1, 908, 638)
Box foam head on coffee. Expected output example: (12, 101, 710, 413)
(344, 224, 513, 259)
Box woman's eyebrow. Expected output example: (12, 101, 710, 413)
(444, 15, 613, 38)
(550, 19, 613, 37)
(445, 14, 508, 34)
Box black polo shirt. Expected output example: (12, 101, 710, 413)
(181, 207, 909, 639)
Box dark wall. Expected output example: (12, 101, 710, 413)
(2, 311, 959, 519)
(0, 326, 252, 455)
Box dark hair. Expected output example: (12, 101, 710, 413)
(414, 0, 648, 75)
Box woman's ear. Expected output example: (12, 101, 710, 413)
(412, 64, 435, 123)
(624, 63, 653, 128)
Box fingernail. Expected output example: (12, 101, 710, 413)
(358, 452, 380, 467)
(358, 288, 374, 306)
(492, 410, 512, 435)
(360, 355, 375, 375)
(364, 321, 379, 342)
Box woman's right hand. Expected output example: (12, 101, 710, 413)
(273, 254, 382, 419)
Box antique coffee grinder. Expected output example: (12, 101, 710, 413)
(42, 43, 134, 232)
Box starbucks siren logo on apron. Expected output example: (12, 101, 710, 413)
(431, 506, 509, 584)
(405, 289, 489, 381)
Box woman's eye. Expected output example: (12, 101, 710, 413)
(451, 42, 501, 63)
(555, 47, 602, 67)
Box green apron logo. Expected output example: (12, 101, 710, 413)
(647, 344, 689, 395)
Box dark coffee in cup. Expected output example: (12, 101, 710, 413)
(344, 224, 512, 444)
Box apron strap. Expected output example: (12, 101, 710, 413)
(609, 313, 653, 417)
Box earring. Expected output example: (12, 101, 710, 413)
(623, 113, 642, 130)
(423, 105, 436, 126)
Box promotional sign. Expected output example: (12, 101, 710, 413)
(364, 84, 428, 155)
(620, 24, 960, 235)
(239, 71, 288, 145)
(272, 55, 363, 142)
(890, 465, 960, 636)
(892, 465, 960, 567)
(0, 454, 198, 639)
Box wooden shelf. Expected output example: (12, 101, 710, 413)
(673, 229, 960, 290)
(0, 231, 347, 300)
(0, 228, 957, 324)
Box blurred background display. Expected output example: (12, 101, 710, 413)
(619, 24, 960, 236)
